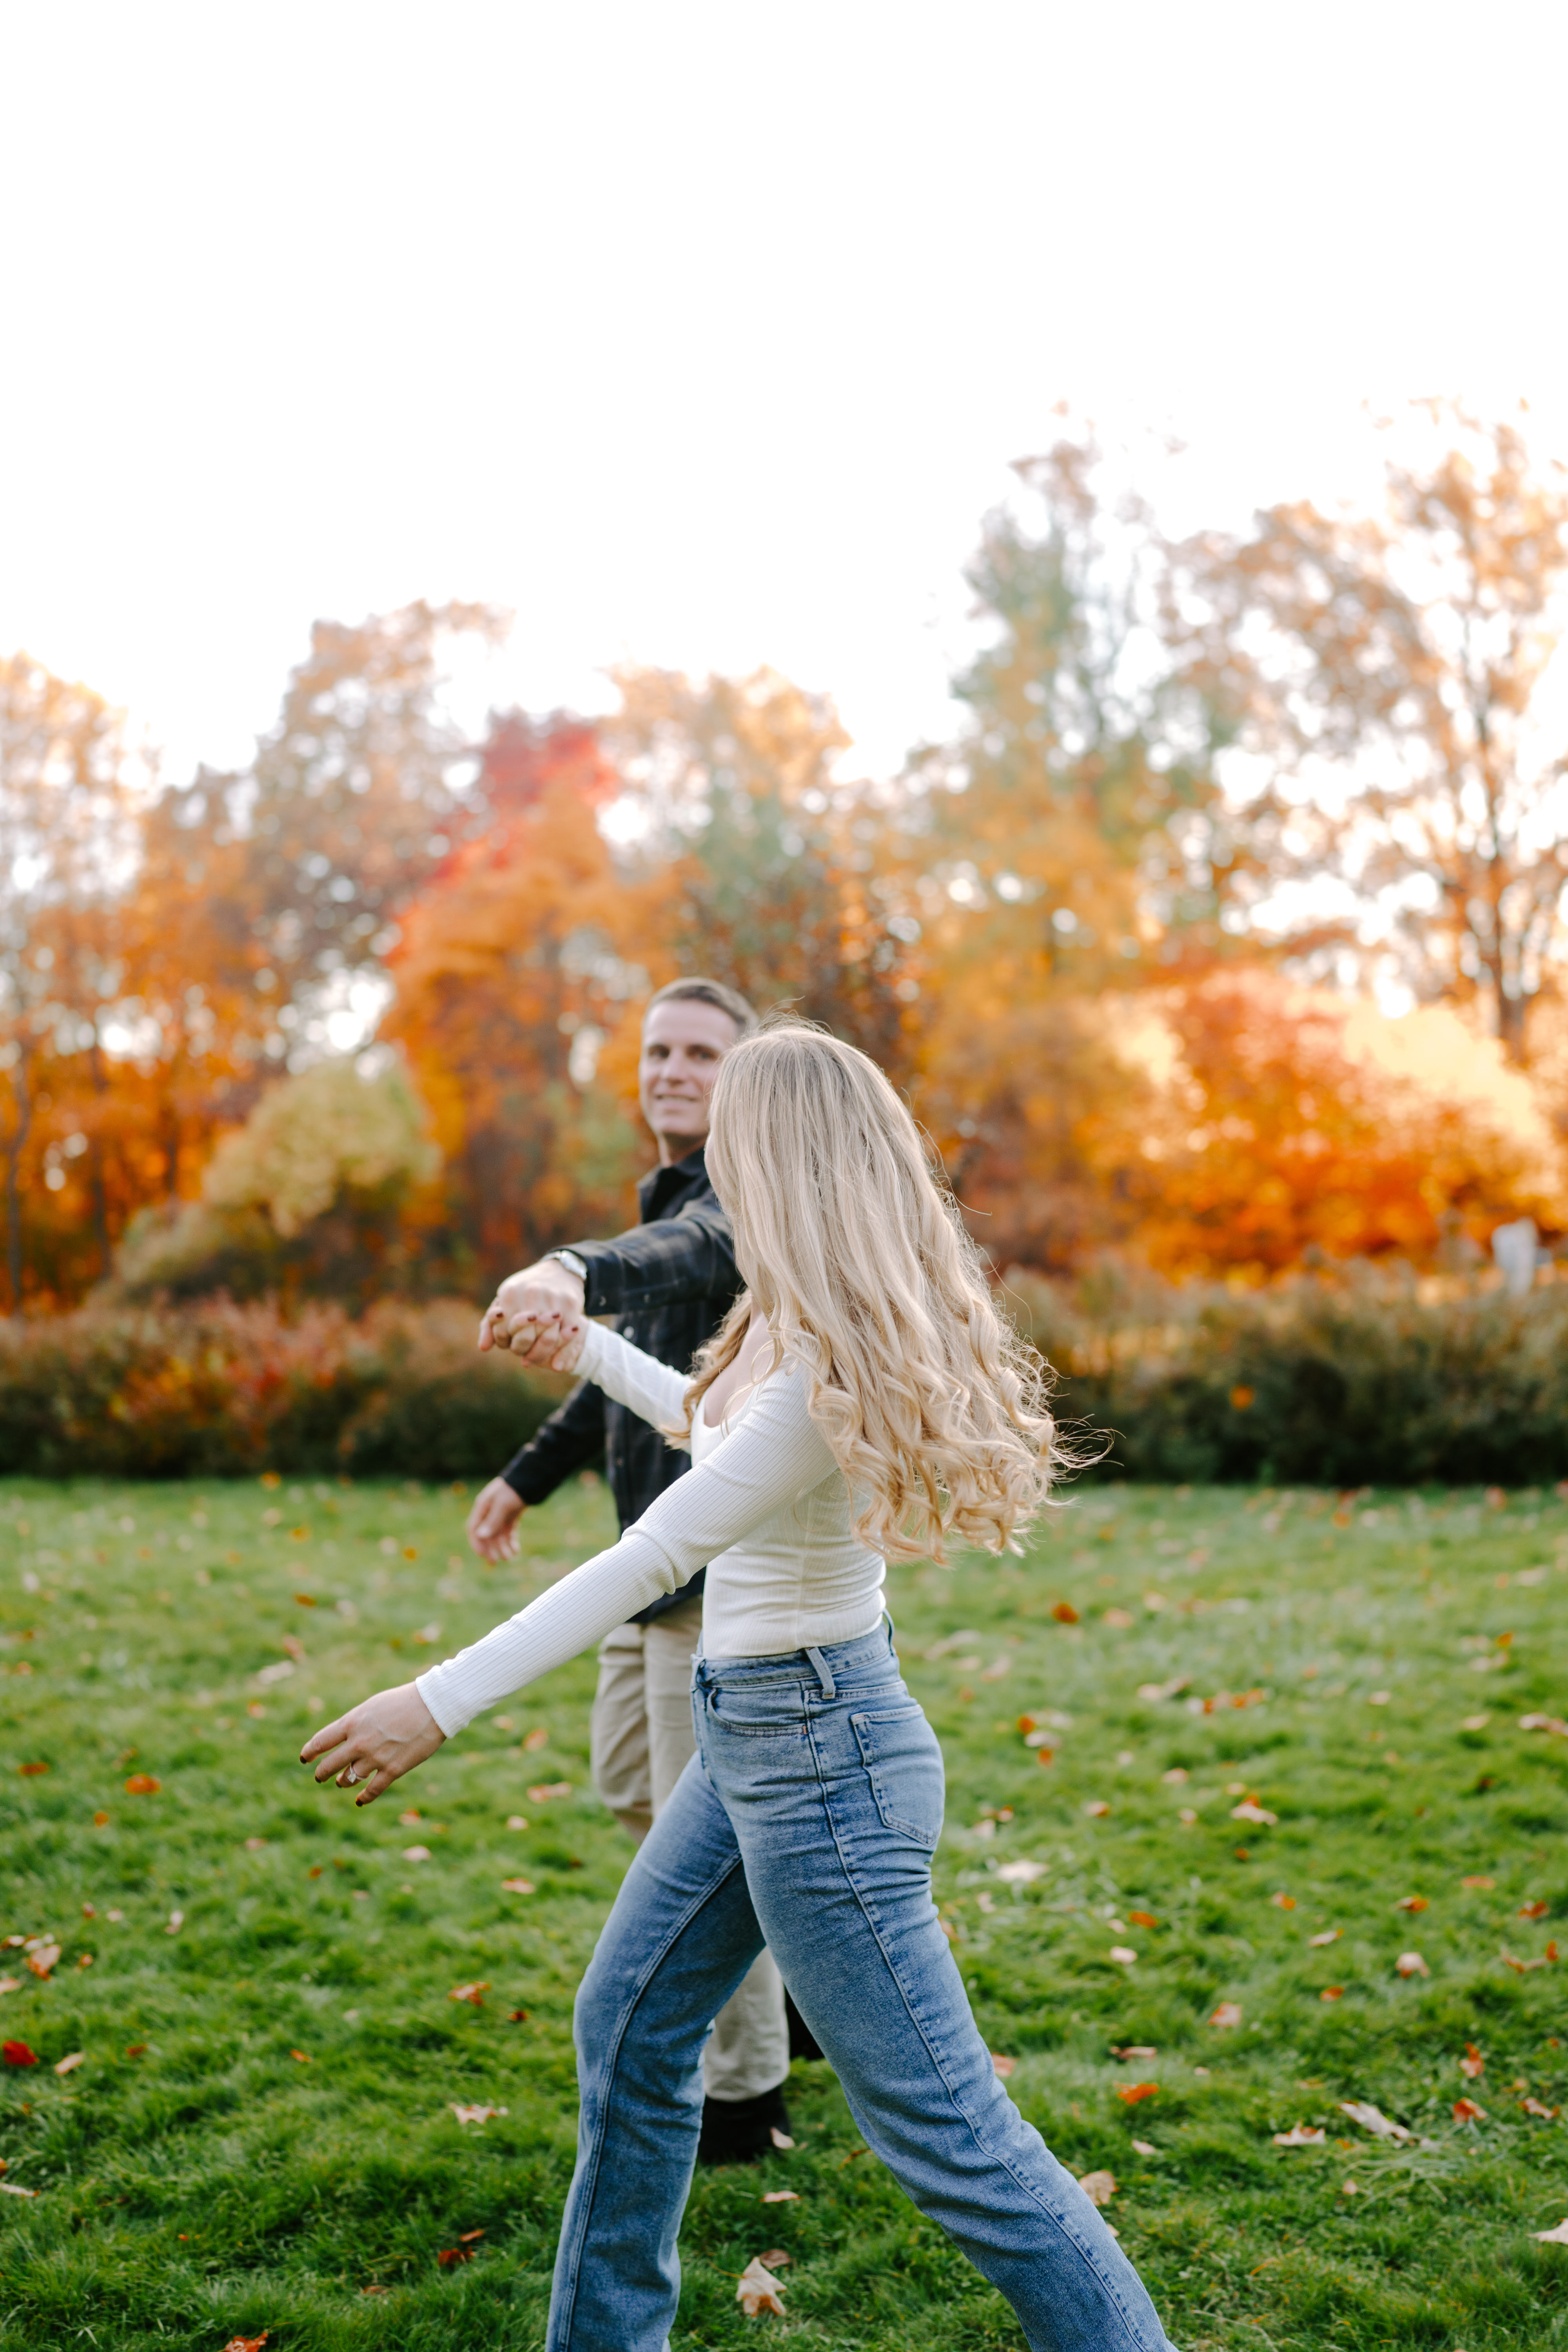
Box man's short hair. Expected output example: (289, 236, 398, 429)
(644, 976, 758, 1037)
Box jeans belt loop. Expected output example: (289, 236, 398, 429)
(804, 1645, 836, 1701)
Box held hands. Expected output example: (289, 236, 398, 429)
(299, 1682, 446, 1806)
(478, 1257, 587, 1363)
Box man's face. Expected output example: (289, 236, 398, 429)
(639, 999, 740, 1157)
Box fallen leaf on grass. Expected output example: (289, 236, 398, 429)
(1084, 1801, 1111, 1818)
(761, 2190, 799, 2202)
(1501, 1946, 1559, 1973)
(25, 1944, 60, 1979)
(1078, 2169, 1117, 2205)
(1210, 2003, 1243, 2029)
(0, 1978, 18, 1996)
(1453, 2097, 1487, 2122)
(1519, 1901, 1551, 1920)
(220, 2336, 269, 2352)
(1273, 2125, 1326, 2145)
(459, 2228, 485, 2242)
(399, 1810, 421, 1826)
(1161, 1767, 1189, 1785)
(0, 2181, 38, 2197)
(437, 2245, 475, 2269)
(508, 2009, 529, 2024)
(1269, 1892, 1296, 1910)
(1461, 2044, 1485, 2080)
(449, 1983, 489, 2006)
(1520, 1715, 1568, 1739)
(527, 1782, 572, 1802)
(505, 1814, 529, 1830)
(1340, 2102, 1413, 2142)
(769, 2125, 795, 2149)
(1320, 1987, 1344, 2001)
(996, 1860, 1045, 1884)
(165, 1911, 183, 1935)
(53, 2051, 84, 2076)
(1138, 1678, 1190, 1702)
(289, 2049, 311, 2063)
(990, 2053, 1016, 2077)
(18, 1762, 49, 1777)
(737, 2256, 787, 2316)
(1127, 1909, 1159, 1929)
(1521, 2097, 1561, 2118)
(2, 2042, 37, 2067)
(1460, 1714, 1491, 1731)
(1395, 1895, 1429, 1913)
(1131, 2137, 1157, 2156)
(124, 1773, 160, 1796)
(402, 1846, 432, 1862)
(1051, 1602, 1079, 1624)
(1309, 1928, 1341, 1947)
(1534, 2217, 1568, 2243)
(1117, 2083, 1159, 2105)
(1340, 2177, 1360, 2196)
(1110, 1945, 1138, 1965)
(1395, 1952, 1430, 1977)
(450, 2103, 508, 2125)
(1111, 2045, 1158, 2060)
(501, 1878, 535, 1895)
(758, 2249, 793, 2265)
(1231, 1801, 1278, 1826)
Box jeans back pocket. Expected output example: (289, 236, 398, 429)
(850, 1704, 944, 1848)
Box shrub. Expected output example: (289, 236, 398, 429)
(0, 1298, 568, 1481)
(1011, 1263, 1568, 1486)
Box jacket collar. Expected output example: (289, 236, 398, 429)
(637, 1145, 710, 1222)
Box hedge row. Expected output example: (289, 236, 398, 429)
(0, 1298, 569, 1482)
(1023, 1274, 1568, 1487)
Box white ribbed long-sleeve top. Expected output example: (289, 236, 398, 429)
(415, 1321, 886, 1737)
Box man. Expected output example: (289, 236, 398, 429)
(466, 976, 798, 2163)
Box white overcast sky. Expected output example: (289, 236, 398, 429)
(3, 0, 1567, 787)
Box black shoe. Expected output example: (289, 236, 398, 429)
(785, 1989, 824, 2063)
(697, 2083, 792, 2167)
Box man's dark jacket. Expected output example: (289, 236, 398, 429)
(499, 1147, 740, 1622)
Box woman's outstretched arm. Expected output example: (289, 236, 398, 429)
(299, 1366, 835, 1802)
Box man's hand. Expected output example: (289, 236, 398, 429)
(479, 1257, 586, 1353)
(299, 1682, 445, 1806)
(468, 1476, 527, 1563)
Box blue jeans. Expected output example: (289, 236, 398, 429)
(548, 1622, 1176, 2352)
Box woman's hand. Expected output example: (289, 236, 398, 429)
(299, 1682, 446, 1806)
(494, 1312, 587, 1373)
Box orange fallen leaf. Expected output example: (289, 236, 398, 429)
(1273, 2124, 1325, 2145)
(1320, 1987, 1344, 2001)
(1461, 2044, 1484, 2080)
(1084, 1800, 1111, 1818)
(92, 1810, 109, 1826)
(449, 1982, 489, 2005)
(501, 1877, 535, 1895)
(737, 2255, 787, 2316)
(459, 2228, 486, 2242)
(1116, 2082, 1159, 2105)
(1210, 2003, 1243, 2029)
(1051, 1601, 1079, 1624)
(450, 2102, 507, 2125)
(1519, 1901, 1551, 1920)
(1394, 1895, 1428, 1913)
(1521, 2096, 1561, 2118)
(220, 2336, 269, 2352)
(26, 1944, 61, 1980)
(1269, 1893, 1296, 1911)
(507, 2009, 529, 2024)
(524, 1727, 549, 1751)
(18, 1762, 49, 1777)
(123, 1774, 161, 1796)
(1127, 1910, 1159, 1929)
(1110, 2044, 1157, 2060)
(399, 1809, 422, 1826)
(1, 2041, 36, 2067)
(1078, 2168, 1117, 2205)
(290, 2049, 311, 2063)
(437, 2244, 475, 2269)
(1453, 2096, 1486, 2122)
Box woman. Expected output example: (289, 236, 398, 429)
(302, 1027, 1176, 2352)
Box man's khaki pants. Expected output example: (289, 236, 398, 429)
(590, 1596, 789, 2102)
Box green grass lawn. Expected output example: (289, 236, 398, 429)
(2, 1473, 1568, 2351)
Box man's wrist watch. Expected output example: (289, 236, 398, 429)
(546, 1249, 589, 1286)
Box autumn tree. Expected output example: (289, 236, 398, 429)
(384, 711, 673, 1283)
(605, 665, 920, 1074)
(0, 653, 141, 1305)
(1169, 402, 1568, 1060)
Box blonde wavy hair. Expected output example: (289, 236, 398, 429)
(681, 1023, 1059, 1563)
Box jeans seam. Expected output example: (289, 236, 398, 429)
(809, 1713, 1151, 2344)
(554, 1847, 748, 2349)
